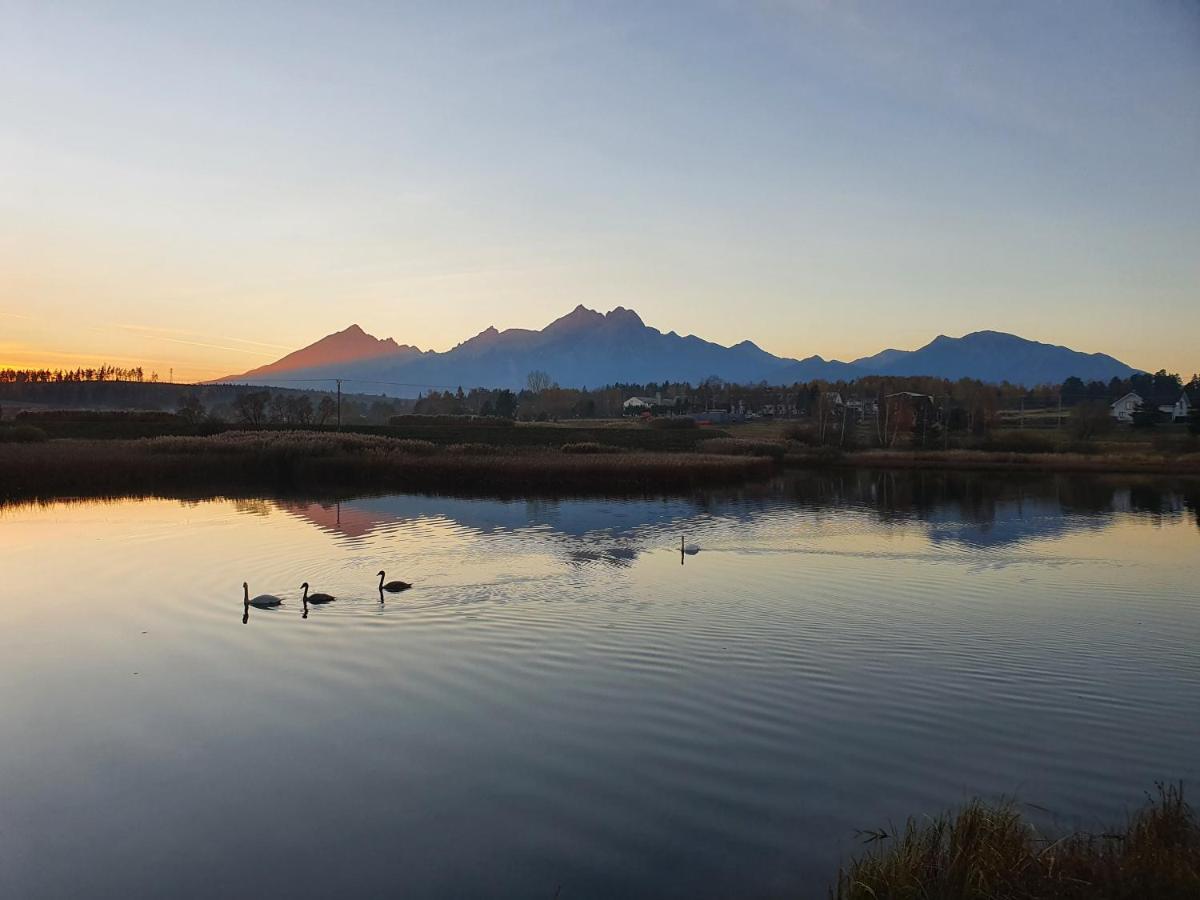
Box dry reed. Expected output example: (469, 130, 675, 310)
(833, 783, 1198, 900)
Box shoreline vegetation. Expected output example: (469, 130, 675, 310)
(1, 419, 1199, 501)
(0, 432, 777, 500)
(833, 784, 1198, 899)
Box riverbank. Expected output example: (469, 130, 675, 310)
(833, 784, 1198, 899)
(3, 430, 1200, 501)
(0, 432, 775, 500)
(789, 447, 1200, 475)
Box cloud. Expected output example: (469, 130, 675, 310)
(115, 323, 292, 350)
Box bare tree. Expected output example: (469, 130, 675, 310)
(316, 396, 337, 426)
(285, 395, 314, 425)
(268, 393, 288, 423)
(176, 393, 206, 426)
(233, 390, 270, 426)
(526, 370, 552, 393)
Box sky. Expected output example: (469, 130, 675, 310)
(2, 0, 1198, 381)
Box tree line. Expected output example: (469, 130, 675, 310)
(0, 365, 152, 383)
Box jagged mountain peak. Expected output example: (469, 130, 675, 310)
(605, 306, 645, 327)
(546, 304, 606, 333)
(213, 307, 1140, 392)
(214, 322, 418, 381)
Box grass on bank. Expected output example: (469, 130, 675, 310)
(813, 447, 1200, 474)
(0, 430, 775, 500)
(833, 783, 1199, 900)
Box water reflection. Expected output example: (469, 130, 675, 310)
(266, 472, 1200, 566)
(1, 473, 1198, 900)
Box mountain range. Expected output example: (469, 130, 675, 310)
(213, 306, 1139, 393)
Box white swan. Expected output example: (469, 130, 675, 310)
(243, 582, 282, 608)
(681, 538, 700, 555)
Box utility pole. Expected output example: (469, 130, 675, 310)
(336, 378, 342, 431)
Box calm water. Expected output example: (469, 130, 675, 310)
(2, 472, 1198, 899)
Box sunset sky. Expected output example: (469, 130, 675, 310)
(3, 1, 1198, 381)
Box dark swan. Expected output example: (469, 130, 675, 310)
(378, 570, 412, 593)
(243, 582, 283, 608)
(301, 583, 335, 604)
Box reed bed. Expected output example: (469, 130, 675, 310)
(833, 783, 1199, 900)
(0, 432, 773, 500)
(697, 437, 788, 459)
(560, 441, 623, 454)
(788, 447, 1200, 475)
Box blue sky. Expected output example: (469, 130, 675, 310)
(2, 0, 1197, 379)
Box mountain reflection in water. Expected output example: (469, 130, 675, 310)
(265, 470, 1200, 563)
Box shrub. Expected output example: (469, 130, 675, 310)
(146, 431, 438, 457)
(16, 409, 179, 423)
(445, 443, 503, 455)
(1152, 431, 1192, 455)
(388, 438, 438, 455)
(1062, 440, 1100, 455)
(1069, 401, 1115, 440)
(782, 423, 818, 445)
(0, 424, 48, 443)
(979, 430, 1056, 453)
(697, 437, 787, 459)
(389, 414, 515, 428)
(561, 442, 622, 454)
(646, 416, 697, 430)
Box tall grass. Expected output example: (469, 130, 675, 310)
(833, 783, 1199, 900)
(0, 424, 48, 443)
(697, 437, 788, 459)
(782, 447, 1200, 475)
(0, 431, 774, 500)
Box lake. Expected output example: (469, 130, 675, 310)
(2, 471, 1198, 898)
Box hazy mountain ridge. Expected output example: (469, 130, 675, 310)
(213, 307, 1140, 393)
(229, 324, 425, 383)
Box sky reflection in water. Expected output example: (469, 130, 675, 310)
(1, 472, 1198, 899)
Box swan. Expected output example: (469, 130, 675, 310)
(378, 570, 412, 593)
(243, 582, 282, 608)
(301, 583, 335, 604)
(681, 538, 700, 555)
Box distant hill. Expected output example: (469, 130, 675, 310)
(848, 331, 1139, 384)
(212, 308, 1140, 393)
(221, 324, 424, 383)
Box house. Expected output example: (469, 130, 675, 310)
(759, 402, 799, 418)
(1110, 391, 1143, 423)
(885, 391, 936, 413)
(623, 392, 679, 415)
(1163, 391, 1194, 423)
(622, 396, 655, 412)
(844, 398, 878, 418)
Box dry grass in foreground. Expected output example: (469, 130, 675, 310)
(833, 783, 1199, 900)
(0, 431, 775, 500)
(795, 447, 1200, 475)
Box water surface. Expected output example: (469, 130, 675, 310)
(2, 472, 1198, 898)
